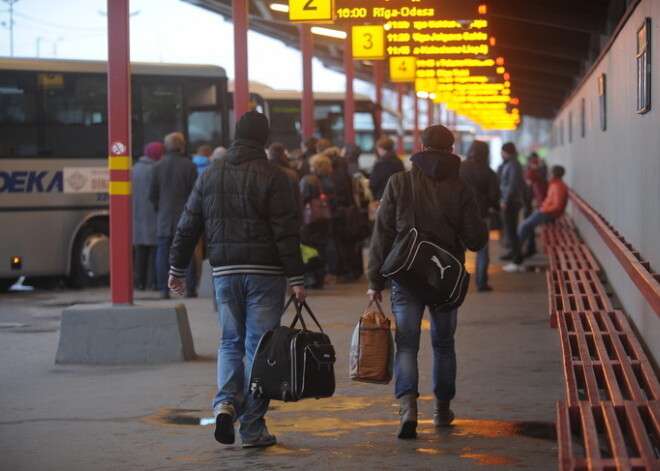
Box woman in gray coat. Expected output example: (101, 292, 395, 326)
(132, 142, 163, 290)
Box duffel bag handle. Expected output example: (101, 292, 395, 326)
(285, 295, 324, 333)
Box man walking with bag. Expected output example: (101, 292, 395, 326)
(168, 111, 306, 448)
(367, 124, 487, 439)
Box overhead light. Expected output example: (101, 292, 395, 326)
(416, 91, 430, 98)
(310, 27, 347, 39)
(269, 3, 289, 13)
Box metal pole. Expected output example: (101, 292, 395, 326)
(232, 0, 249, 121)
(343, 26, 355, 145)
(427, 98, 434, 127)
(300, 24, 314, 139)
(106, 0, 133, 305)
(373, 60, 383, 135)
(396, 82, 404, 155)
(413, 91, 420, 153)
(5, 0, 18, 56)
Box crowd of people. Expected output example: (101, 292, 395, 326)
(131, 111, 567, 447)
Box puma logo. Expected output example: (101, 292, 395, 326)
(431, 255, 451, 278)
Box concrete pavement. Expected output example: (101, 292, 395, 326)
(0, 241, 563, 471)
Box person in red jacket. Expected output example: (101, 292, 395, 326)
(514, 165, 568, 264)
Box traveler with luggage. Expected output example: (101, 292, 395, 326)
(167, 111, 306, 449)
(367, 124, 488, 439)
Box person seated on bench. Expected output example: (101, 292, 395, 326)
(516, 165, 568, 263)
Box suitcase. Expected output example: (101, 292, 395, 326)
(249, 296, 336, 402)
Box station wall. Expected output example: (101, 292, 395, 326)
(548, 0, 659, 362)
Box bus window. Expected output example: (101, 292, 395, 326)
(267, 100, 302, 149)
(0, 74, 38, 157)
(188, 110, 222, 152)
(40, 73, 107, 158)
(137, 82, 185, 152)
(354, 111, 375, 153)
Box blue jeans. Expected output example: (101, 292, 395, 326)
(518, 211, 555, 255)
(212, 274, 286, 442)
(391, 282, 458, 401)
(156, 236, 196, 293)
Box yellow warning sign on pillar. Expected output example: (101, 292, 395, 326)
(351, 25, 385, 59)
(389, 56, 416, 82)
(289, 0, 334, 23)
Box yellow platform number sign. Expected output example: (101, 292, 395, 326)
(351, 25, 385, 60)
(389, 56, 416, 82)
(289, 0, 334, 22)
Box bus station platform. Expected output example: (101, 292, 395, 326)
(0, 239, 567, 470)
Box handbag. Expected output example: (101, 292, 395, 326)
(379, 173, 470, 312)
(348, 300, 394, 384)
(303, 176, 332, 225)
(249, 295, 336, 402)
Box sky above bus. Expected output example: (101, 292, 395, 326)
(0, 0, 374, 94)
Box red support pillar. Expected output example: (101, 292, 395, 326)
(373, 60, 383, 134)
(107, 0, 133, 305)
(343, 26, 355, 145)
(300, 24, 314, 139)
(396, 82, 404, 155)
(413, 91, 420, 153)
(233, 0, 249, 120)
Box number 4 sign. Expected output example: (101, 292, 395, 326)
(289, 0, 334, 22)
(351, 25, 385, 59)
(389, 56, 416, 82)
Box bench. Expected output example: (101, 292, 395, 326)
(540, 198, 659, 470)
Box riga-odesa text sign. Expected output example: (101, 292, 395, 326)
(288, 0, 480, 24)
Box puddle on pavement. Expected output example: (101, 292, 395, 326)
(146, 404, 555, 441)
(145, 405, 554, 467)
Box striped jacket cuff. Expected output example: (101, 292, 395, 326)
(288, 275, 305, 286)
(169, 266, 186, 278)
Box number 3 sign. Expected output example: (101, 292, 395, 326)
(352, 25, 385, 60)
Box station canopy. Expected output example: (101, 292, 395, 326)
(184, 0, 628, 126)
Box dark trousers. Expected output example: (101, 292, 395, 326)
(134, 244, 157, 290)
(501, 202, 523, 264)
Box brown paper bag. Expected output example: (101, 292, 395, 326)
(348, 300, 394, 384)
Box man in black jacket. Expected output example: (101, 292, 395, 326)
(168, 111, 306, 449)
(459, 141, 500, 291)
(367, 124, 487, 440)
(369, 136, 405, 201)
(148, 132, 198, 299)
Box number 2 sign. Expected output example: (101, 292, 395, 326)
(289, 0, 334, 22)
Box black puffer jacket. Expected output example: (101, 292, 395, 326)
(367, 149, 488, 291)
(169, 139, 304, 285)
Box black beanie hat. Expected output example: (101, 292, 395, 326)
(235, 110, 269, 145)
(421, 124, 454, 150)
(501, 142, 517, 155)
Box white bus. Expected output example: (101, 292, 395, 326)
(230, 82, 403, 171)
(0, 58, 230, 289)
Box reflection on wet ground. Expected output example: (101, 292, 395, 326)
(146, 397, 555, 467)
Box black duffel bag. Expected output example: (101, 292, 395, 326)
(249, 295, 336, 402)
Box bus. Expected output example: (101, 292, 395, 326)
(229, 82, 403, 171)
(0, 58, 230, 288)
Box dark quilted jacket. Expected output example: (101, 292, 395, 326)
(169, 139, 304, 285)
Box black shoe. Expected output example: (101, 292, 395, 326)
(213, 402, 236, 445)
(499, 253, 513, 260)
(242, 430, 277, 448)
(522, 250, 537, 259)
(477, 285, 493, 292)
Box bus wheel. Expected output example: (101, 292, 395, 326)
(68, 220, 110, 288)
